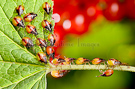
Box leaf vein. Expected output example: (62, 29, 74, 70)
(2, 69, 45, 88)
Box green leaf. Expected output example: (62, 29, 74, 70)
(0, 0, 54, 88)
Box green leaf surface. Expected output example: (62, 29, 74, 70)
(0, 0, 54, 89)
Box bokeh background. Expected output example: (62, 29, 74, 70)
(47, 0, 135, 89)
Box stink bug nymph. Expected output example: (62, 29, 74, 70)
(51, 71, 64, 78)
(51, 57, 65, 65)
(36, 38, 47, 48)
(16, 5, 24, 16)
(36, 52, 47, 64)
(26, 24, 38, 35)
(97, 69, 114, 77)
(46, 46, 55, 58)
(76, 57, 90, 65)
(92, 58, 106, 65)
(63, 58, 76, 65)
(12, 16, 25, 28)
(107, 58, 122, 66)
(107, 58, 130, 69)
(51, 55, 66, 65)
(22, 37, 34, 48)
(24, 13, 37, 22)
(51, 58, 59, 65)
(48, 34, 56, 46)
(42, 2, 51, 14)
(42, 20, 52, 32)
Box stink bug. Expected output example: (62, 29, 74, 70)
(42, 2, 51, 14)
(97, 69, 114, 77)
(76, 57, 90, 65)
(16, 5, 24, 16)
(24, 13, 37, 22)
(47, 34, 56, 46)
(42, 20, 52, 32)
(51, 57, 65, 65)
(36, 38, 47, 48)
(92, 58, 106, 65)
(51, 55, 66, 65)
(107, 58, 122, 66)
(36, 52, 47, 64)
(46, 46, 55, 58)
(51, 70, 66, 78)
(63, 58, 76, 65)
(107, 58, 129, 69)
(22, 37, 34, 48)
(26, 24, 38, 35)
(12, 16, 25, 28)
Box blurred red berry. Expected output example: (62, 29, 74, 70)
(125, 0, 135, 19)
(68, 15, 89, 35)
(103, 0, 125, 21)
(52, 13, 61, 23)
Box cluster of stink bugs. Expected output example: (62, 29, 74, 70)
(12, 2, 129, 78)
(50, 57, 129, 78)
(12, 2, 55, 64)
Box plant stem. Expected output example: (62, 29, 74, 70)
(46, 65, 135, 73)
